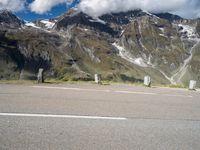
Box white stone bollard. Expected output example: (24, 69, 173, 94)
(189, 80, 197, 90)
(95, 74, 101, 84)
(37, 68, 44, 83)
(144, 76, 151, 87)
(19, 69, 24, 80)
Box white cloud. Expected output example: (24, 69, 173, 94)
(28, 0, 200, 18)
(0, 0, 25, 12)
(171, 0, 200, 18)
(78, 0, 199, 18)
(29, 0, 74, 14)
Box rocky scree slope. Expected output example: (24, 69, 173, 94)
(0, 9, 200, 86)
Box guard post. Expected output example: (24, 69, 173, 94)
(144, 76, 151, 87)
(189, 80, 197, 90)
(94, 74, 101, 84)
(37, 68, 44, 83)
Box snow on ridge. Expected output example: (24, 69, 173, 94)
(112, 42, 147, 67)
(89, 18, 106, 24)
(25, 22, 41, 29)
(40, 19, 55, 29)
(142, 10, 159, 19)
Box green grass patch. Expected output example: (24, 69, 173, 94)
(0, 79, 193, 90)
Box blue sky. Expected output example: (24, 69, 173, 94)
(15, 0, 80, 21)
(16, 4, 67, 21)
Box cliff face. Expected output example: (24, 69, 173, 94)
(113, 15, 200, 84)
(0, 10, 200, 85)
(0, 10, 23, 27)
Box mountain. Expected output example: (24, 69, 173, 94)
(0, 9, 200, 86)
(154, 13, 183, 22)
(0, 10, 23, 27)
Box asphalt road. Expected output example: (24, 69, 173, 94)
(0, 83, 200, 150)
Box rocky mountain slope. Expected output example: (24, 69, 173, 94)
(0, 9, 200, 86)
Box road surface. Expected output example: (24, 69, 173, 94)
(0, 83, 200, 150)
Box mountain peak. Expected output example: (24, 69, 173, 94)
(154, 12, 183, 22)
(0, 9, 23, 27)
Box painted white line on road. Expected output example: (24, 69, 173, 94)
(32, 86, 156, 95)
(32, 86, 110, 93)
(32, 86, 193, 98)
(114, 90, 156, 95)
(162, 94, 193, 98)
(0, 113, 127, 120)
(32, 86, 81, 91)
(114, 90, 192, 98)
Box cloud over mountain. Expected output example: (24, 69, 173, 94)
(0, 0, 200, 19)
(0, 0, 25, 12)
(78, 0, 200, 18)
(29, 0, 67, 14)
(29, 0, 200, 18)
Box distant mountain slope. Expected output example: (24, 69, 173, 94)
(154, 13, 183, 22)
(0, 9, 200, 86)
(0, 10, 23, 27)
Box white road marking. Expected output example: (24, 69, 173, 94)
(32, 86, 110, 93)
(114, 90, 192, 98)
(32, 86, 81, 91)
(0, 113, 127, 120)
(32, 86, 193, 98)
(162, 94, 193, 98)
(114, 90, 156, 95)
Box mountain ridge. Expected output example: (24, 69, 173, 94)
(0, 9, 200, 86)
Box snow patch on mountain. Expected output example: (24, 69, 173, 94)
(89, 18, 106, 24)
(40, 19, 55, 29)
(24, 20, 55, 32)
(159, 33, 168, 38)
(134, 58, 147, 67)
(112, 42, 147, 67)
(25, 22, 41, 29)
(178, 24, 197, 39)
(159, 27, 164, 33)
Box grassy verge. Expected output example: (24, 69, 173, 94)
(0, 79, 97, 85)
(0, 79, 191, 89)
(152, 83, 187, 89)
(0, 80, 36, 84)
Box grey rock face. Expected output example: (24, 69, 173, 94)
(0, 10, 23, 27)
(0, 9, 200, 86)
